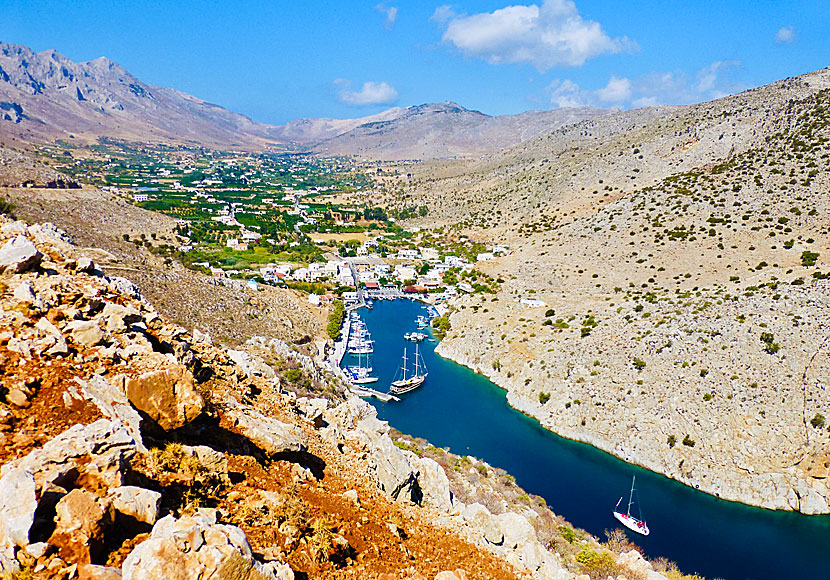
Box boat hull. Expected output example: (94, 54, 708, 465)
(613, 511, 649, 536)
(390, 374, 426, 395)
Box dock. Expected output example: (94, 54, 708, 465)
(350, 385, 399, 402)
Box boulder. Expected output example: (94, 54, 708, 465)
(297, 397, 328, 428)
(125, 366, 204, 431)
(0, 469, 37, 548)
(461, 503, 503, 546)
(107, 277, 141, 299)
(227, 349, 276, 380)
(1, 419, 137, 492)
(76, 375, 145, 451)
(76, 257, 95, 273)
(0, 236, 42, 273)
(412, 456, 453, 511)
(5, 388, 29, 408)
(121, 511, 283, 580)
(50, 488, 111, 565)
(100, 303, 142, 334)
(108, 486, 161, 525)
(65, 320, 106, 348)
(494, 511, 536, 550)
(225, 400, 307, 456)
(12, 282, 36, 304)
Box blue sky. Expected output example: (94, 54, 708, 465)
(2, 1, 827, 124)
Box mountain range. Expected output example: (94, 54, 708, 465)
(0, 41, 608, 158)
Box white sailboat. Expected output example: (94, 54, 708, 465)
(390, 344, 427, 395)
(613, 475, 650, 536)
(347, 351, 378, 384)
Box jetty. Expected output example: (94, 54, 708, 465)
(350, 385, 399, 402)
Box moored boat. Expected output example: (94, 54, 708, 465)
(613, 475, 650, 536)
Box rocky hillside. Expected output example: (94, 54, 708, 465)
(267, 107, 407, 145)
(0, 215, 687, 580)
(0, 42, 281, 150)
(312, 102, 610, 161)
(399, 68, 830, 513)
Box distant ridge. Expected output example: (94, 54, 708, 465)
(310, 102, 612, 160)
(0, 40, 611, 159)
(0, 41, 279, 150)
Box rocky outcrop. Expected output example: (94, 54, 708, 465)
(124, 366, 204, 431)
(0, 235, 42, 273)
(121, 511, 290, 580)
(224, 399, 308, 456)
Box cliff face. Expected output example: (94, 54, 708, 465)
(0, 214, 673, 579)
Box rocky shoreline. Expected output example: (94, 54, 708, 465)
(435, 317, 830, 515)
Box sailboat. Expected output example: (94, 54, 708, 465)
(389, 344, 428, 395)
(346, 351, 378, 385)
(613, 475, 650, 536)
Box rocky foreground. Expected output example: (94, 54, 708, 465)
(0, 217, 688, 579)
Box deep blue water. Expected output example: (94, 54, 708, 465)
(343, 300, 830, 580)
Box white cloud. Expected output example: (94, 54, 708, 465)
(546, 79, 588, 108)
(431, 5, 457, 24)
(631, 96, 658, 108)
(595, 75, 631, 102)
(775, 26, 795, 44)
(438, 0, 635, 71)
(545, 61, 743, 111)
(335, 79, 399, 105)
(695, 60, 739, 94)
(375, 3, 398, 30)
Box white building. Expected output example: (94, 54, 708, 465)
(520, 298, 547, 308)
(476, 252, 494, 262)
(420, 247, 440, 261)
(132, 193, 149, 202)
(395, 265, 417, 281)
(397, 249, 420, 261)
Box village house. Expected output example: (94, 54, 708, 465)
(420, 247, 440, 261)
(397, 248, 420, 261)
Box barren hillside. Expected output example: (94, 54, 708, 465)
(403, 68, 830, 512)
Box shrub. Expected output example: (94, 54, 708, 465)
(682, 434, 696, 447)
(539, 392, 551, 404)
(633, 358, 646, 371)
(811, 413, 826, 429)
(801, 250, 820, 267)
(667, 434, 676, 447)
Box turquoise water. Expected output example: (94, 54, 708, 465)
(343, 300, 830, 580)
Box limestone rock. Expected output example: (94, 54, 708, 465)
(76, 257, 95, 273)
(297, 397, 328, 428)
(77, 375, 145, 451)
(107, 277, 141, 299)
(12, 282, 36, 303)
(228, 349, 276, 380)
(100, 303, 142, 334)
(412, 456, 453, 511)
(66, 320, 105, 348)
(0, 469, 37, 548)
(125, 366, 204, 431)
(50, 488, 110, 565)
(121, 511, 282, 580)
(0, 236, 42, 273)
(1, 419, 137, 492)
(225, 399, 307, 456)
(108, 486, 161, 525)
(461, 503, 503, 546)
